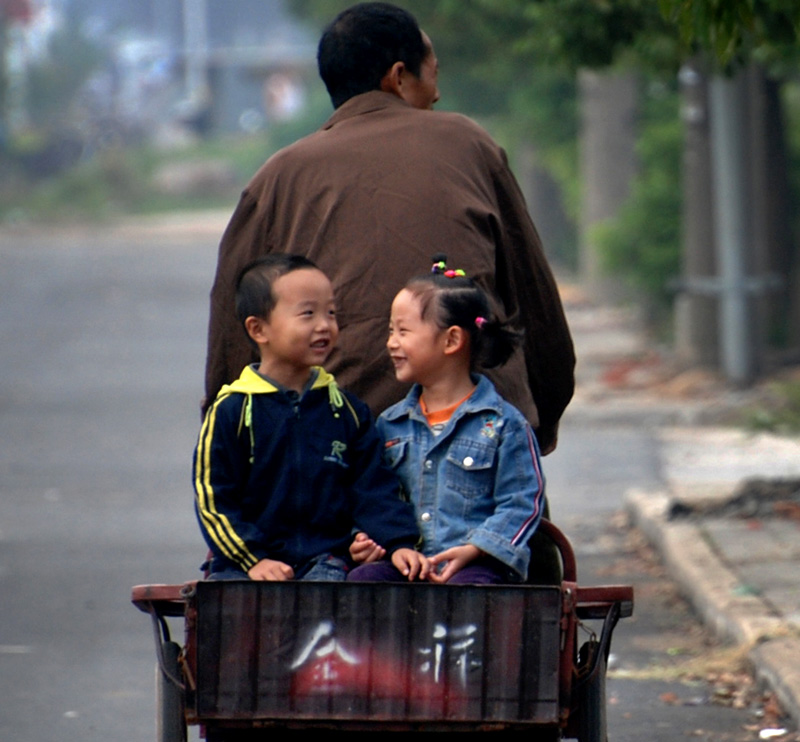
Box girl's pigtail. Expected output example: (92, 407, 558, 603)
(474, 314, 523, 369)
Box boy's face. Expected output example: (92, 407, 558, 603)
(248, 268, 338, 386)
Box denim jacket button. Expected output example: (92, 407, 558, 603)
(463, 456, 474, 467)
(424, 459, 433, 470)
(420, 512, 432, 522)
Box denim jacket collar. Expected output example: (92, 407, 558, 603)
(382, 375, 503, 427)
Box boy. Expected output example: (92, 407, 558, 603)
(194, 255, 427, 581)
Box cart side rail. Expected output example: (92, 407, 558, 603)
(575, 585, 634, 620)
(132, 583, 193, 617)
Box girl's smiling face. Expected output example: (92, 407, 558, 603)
(386, 288, 447, 386)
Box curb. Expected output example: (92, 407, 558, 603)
(625, 487, 800, 727)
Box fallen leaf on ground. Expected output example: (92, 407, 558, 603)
(659, 692, 680, 705)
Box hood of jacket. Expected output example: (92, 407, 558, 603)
(216, 365, 356, 430)
(219, 365, 336, 397)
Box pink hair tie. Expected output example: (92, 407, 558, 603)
(475, 316, 487, 329)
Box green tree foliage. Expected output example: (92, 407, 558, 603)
(659, 0, 800, 70)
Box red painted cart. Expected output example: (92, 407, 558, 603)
(132, 520, 632, 740)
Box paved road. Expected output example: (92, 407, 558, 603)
(0, 224, 210, 741)
(0, 220, 772, 740)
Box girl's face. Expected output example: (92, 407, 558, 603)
(387, 289, 447, 386)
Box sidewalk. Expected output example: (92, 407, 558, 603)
(561, 284, 800, 728)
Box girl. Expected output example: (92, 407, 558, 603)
(348, 256, 545, 584)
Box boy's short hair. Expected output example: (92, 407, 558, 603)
(235, 254, 319, 327)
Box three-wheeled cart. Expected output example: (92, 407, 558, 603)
(132, 520, 633, 740)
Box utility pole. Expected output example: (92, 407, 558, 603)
(708, 71, 755, 385)
(182, 0, 209, 112)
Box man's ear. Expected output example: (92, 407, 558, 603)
(244, 315, 269, 345)
(379, 61, 405, 98)
(443, 326, 467, 355)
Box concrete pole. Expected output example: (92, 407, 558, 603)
(708, 72, 755, 385)
(182, 0, 209, 105)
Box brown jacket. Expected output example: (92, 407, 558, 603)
(205, 91, 574, 451)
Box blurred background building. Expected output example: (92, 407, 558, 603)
(2, 0, 316, 150)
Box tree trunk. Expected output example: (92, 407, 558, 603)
(750, 70, 798, 355)
(515, 141, 576, 271)
(577, 70, 639, 301)
(675, 60, 718, 368)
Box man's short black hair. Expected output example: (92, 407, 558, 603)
(318, 2, 427, 108)
(235, 254, 318, 328)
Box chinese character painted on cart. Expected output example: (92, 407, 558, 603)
(418, 622, 480, 685)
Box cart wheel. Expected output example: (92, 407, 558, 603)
(156, 641, 187, 742)
(577, 640, 607, 742)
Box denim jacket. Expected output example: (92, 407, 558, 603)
(377, 375, 545, 579)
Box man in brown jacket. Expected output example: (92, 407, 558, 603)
(204, 2, 574, 454)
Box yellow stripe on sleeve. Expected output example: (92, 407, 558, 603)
(194, 396, 259, 569)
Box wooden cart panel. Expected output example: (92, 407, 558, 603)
(188, 581, 562, 725)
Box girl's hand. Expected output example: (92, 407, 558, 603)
(349, 532, 386, 563)
(248, 558, 295, 581)
(428, 544, 482, 583)
(391, 548, 431, 581)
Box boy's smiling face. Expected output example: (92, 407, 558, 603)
(247, 268, 338, 391)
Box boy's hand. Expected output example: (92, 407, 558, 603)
(428, 544, 482, 583)
(248, 558, 295, 581)
(391, 548, 430, 581)
(349, 532, 386, 563)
